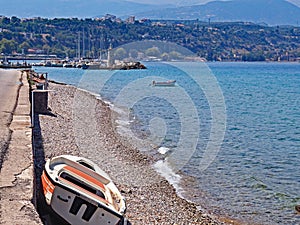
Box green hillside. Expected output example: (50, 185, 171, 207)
(0, 16, 300, 61)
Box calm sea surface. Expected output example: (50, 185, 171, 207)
(34, 62, 300, 225)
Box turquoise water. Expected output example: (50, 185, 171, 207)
(34, 62, 300, 224)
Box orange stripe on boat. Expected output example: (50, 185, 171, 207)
(41, 171, 55, 194)
(63, 165, 105, 190)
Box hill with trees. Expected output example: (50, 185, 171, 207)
(0, 16, 300, 61)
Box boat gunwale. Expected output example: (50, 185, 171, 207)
(48, 155, 111, 185)
(62, 165, 106, 191)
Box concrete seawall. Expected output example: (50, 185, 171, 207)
(0, 70, 42, 224)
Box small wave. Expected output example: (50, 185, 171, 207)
(115, 119, 130, 126)
(153, 160, 183, 195)
(157, 146, 170, 155)
(102, 99, 114, 107)
(76, 87, 101, 99)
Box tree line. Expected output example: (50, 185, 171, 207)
(0, 16, 300, 61)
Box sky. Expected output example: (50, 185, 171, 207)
(127, 0, 300, 8)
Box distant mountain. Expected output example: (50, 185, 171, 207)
(134, 0, 300, 25)
(0, 0, 171, 18)
(2, 0, 300, 25)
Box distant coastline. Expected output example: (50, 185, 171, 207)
(1, 16, 300, 62)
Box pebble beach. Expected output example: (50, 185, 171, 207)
(35, 82, 225, 225)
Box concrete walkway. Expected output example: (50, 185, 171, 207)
(0, 69, 21, 166)
(0, 70, 42, 224)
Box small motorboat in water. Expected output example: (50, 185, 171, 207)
(41, 155, 127, 225)
(152, 80, 176, 87)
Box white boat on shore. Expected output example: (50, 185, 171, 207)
(41, 155, 127, 225)
(152, 80, 176, 87)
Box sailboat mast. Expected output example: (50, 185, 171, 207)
(82, 27, 85, 58)
(77, 31, 81, 59)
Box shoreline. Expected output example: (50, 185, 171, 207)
(36, 81, 226, 224)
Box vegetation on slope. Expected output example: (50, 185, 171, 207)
(0, 16, 300, 61)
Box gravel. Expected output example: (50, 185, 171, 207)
(37, 82, 224, 225)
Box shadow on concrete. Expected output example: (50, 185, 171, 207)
(31, 112, 69, 225)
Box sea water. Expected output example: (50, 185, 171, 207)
(34, 62, 300, 225)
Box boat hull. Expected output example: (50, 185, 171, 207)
(152, 80, 176, 86)
(41, 155, 126, 225)
(50, 185, 122, 225)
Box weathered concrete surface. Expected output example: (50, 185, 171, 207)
(0, 70, 42, 224)
(0, 69, 20, 167)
